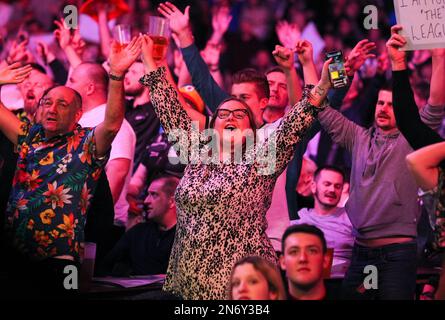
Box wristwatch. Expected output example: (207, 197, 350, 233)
(109, 72, 125, 81)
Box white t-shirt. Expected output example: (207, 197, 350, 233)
(258, 118, 290, 252)
(291, 207, 354, 277)
(78, 104, 136, 227)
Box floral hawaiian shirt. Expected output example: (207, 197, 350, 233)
(5, 122, 108, 261)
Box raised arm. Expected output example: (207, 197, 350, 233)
(94, 37, 141, 158)
(140, 34, 193, 155)
(54, 19, 83, 70)
(208, 5, 232, 45)
(204, 6, 232, 88)
(428, 49, 445, 107)
(256, 59, 332, 176)
(272, 44, 302, 106)
(406, 141, 445, 190)
(97, 4, 112, 59)
(158, 2, 229, 111)
(389, 25, 444, 150)
(161, 54, 207, 131)
(0, 63, 32, 145)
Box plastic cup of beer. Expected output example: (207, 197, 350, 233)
(147, 16, 170, 60)
(113, 24, 132, 48)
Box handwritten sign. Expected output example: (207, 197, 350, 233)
(394, 0, 445, 50)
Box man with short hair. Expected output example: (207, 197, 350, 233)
(101, 175, 178, 276)
(264, 67, 290, 124)
(317, 27, 445, 299)
(0, 66, 54, 240)
(291, 166, 353, 277)
(67, 61, 136, 243)
(280, 224, 332, 300)
(230, 68, 270, 127)
(1, 39, 141, 295)
(17, 67, 54, 119)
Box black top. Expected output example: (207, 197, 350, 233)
(101, 221, 176, 276)
(125, 99, 160, 172)
(141, 133, 186, 186)
(0, 131, 17, 242)
(392, 70, 443, 150)
(288, 279, 340, 300)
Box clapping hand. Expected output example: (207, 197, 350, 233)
(108, 36, 142, 76)
(158, 2, 191, 36)
(345, 39, 376, 76)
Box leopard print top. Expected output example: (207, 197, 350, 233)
(140, 67, 327, 300)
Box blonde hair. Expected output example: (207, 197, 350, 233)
(227, 256, 287, 300)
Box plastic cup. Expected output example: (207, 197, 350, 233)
(113, 24, 132, 47)
(147, 16, 170, 60)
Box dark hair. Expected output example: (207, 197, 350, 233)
(227, 256, 287, 300)
(232, 68, 270, 99)
(151, 174, 180, 198)
(380, 80, 393, 93)
(209, 97, 257, 132)
(40, 85, 82, 110)
(281, 224, 327, 254)
(265, 66, 285, 76)
(313, 165, 345, 182)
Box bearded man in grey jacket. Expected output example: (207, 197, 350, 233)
(318, 32, 445, 299)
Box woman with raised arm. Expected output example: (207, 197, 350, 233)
(406, 142, 445, 299)
(138, 26, 332, 299)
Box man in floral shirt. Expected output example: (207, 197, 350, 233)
(0, 37, 142, 295)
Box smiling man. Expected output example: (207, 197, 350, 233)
(264, 67, 289, 124)
(291, 166, 353, 277)
(280, 224, 332, 300)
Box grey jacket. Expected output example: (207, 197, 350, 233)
(318, 104, 444, 239)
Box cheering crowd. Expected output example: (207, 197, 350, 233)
(0, 0, 444, 300)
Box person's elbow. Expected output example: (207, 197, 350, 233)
(405, 152, 417, 173)
(103, 121, 123, 140)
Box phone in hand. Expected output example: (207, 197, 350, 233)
(326, 50, 348, 89)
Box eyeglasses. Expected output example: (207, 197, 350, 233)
(39, 98, 69, 109)
(216, 108, 248, 120)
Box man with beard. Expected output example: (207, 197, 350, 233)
(317, 31, 445, 298)
(17, 65, 54, 121)
(124, 61, 160, 172)
(0, 65, 53, 241)
(291, 166, 353, 277)
(280, 224, 333, 300)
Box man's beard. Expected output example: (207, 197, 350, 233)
(314, 190, 338, 209)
